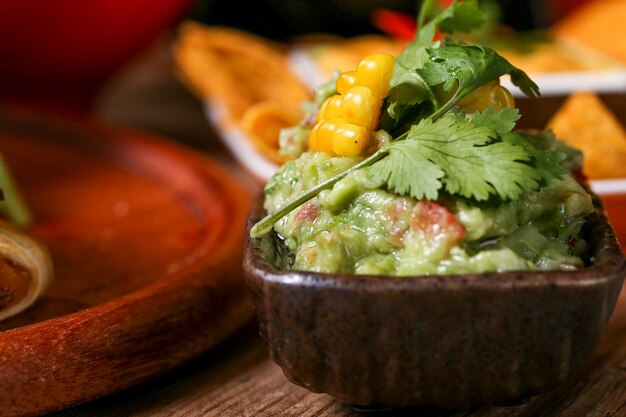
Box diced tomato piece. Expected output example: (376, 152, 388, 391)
(411, 201, 466, 242)
(295, 201, 319, 222)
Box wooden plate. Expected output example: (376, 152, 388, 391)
(0, 109, 253, 416)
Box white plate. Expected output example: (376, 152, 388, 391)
(502, 70, 626, 98)
(590, 179, 626, 196)
(287, 48, 328, 91)
(204, 103, 279, 181)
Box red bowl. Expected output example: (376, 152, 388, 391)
(0, 0, 192, 95)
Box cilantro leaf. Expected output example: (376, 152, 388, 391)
(370, 113, 541, 201)
(383, 50, 437, 132)
(385, 40, 539, 132)
(395, 42, 430, 71)
(388, 64, 435, 107)
(409, 115, 539, 200)
(387, 0, 484, 102)
(418, 40, 540, 99)
(388, 39, 433, 106)
(470, 108, 521, 135)
(502, 131, 568, 183)
(395, 0, 485, 75)
(416, 0, 486, 47)
(542, 130, 583, 171)
(380, 100, 434, 136)
(368, 142, 444, 200)
(438, 1, 486, 35)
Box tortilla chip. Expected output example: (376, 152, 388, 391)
(547, 92, 626, 179)
(174, 22, 311, 124)
(554, 0, 626, 64)
(240, 101, 304, 164)
(173, 22, 312, 163)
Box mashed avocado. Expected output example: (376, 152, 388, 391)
(252, 2, 595, 276)
(264, 152, 593, 275)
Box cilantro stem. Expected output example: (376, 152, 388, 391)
(393, 130, 410, 142)
(250, 149, 389, 238)
(430, 91, 461, 121)
(0, 154, 31, 227)
(418, 0, 439, 30)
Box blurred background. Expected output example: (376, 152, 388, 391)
(0, 0, 597, 118)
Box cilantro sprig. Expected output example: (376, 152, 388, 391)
(250, 0, 554, 239)
(421, 41, 539, 112)
(370, 109, 546, 202)
(385, 0, 491, 131)
(414, 0, 485, 48)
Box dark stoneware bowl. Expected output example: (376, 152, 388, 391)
(243, 194, 626, 408)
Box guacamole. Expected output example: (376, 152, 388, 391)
(251, 1, 595, 276)
(264, 151, 593, 275)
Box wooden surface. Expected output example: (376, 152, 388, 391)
(0, 109, 253, 416)
(51, 288, 626, 417)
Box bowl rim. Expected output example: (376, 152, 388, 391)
(245, 192, 626, 292)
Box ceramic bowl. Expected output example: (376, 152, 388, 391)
(243, 195, 626, 408)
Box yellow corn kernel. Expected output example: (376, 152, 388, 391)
(459, 81, 516, 113)
(336, 71, 357, 95)
(457, 80, 497, 112)
(355, 53, 395, 97)
(495, 85, 515, 110)
(317, 120, 342, 155)
(332, 123, 370, 156)
(341, 86, 377, 126)
(309, 124, 320, 152)
(324, 95, 343, 120)
(316, 98, 331, 122)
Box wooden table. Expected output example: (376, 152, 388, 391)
(52, 288, 626, 417)
(47, 41, 626, 416)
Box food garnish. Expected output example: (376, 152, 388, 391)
(250, 0, 593, 276)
